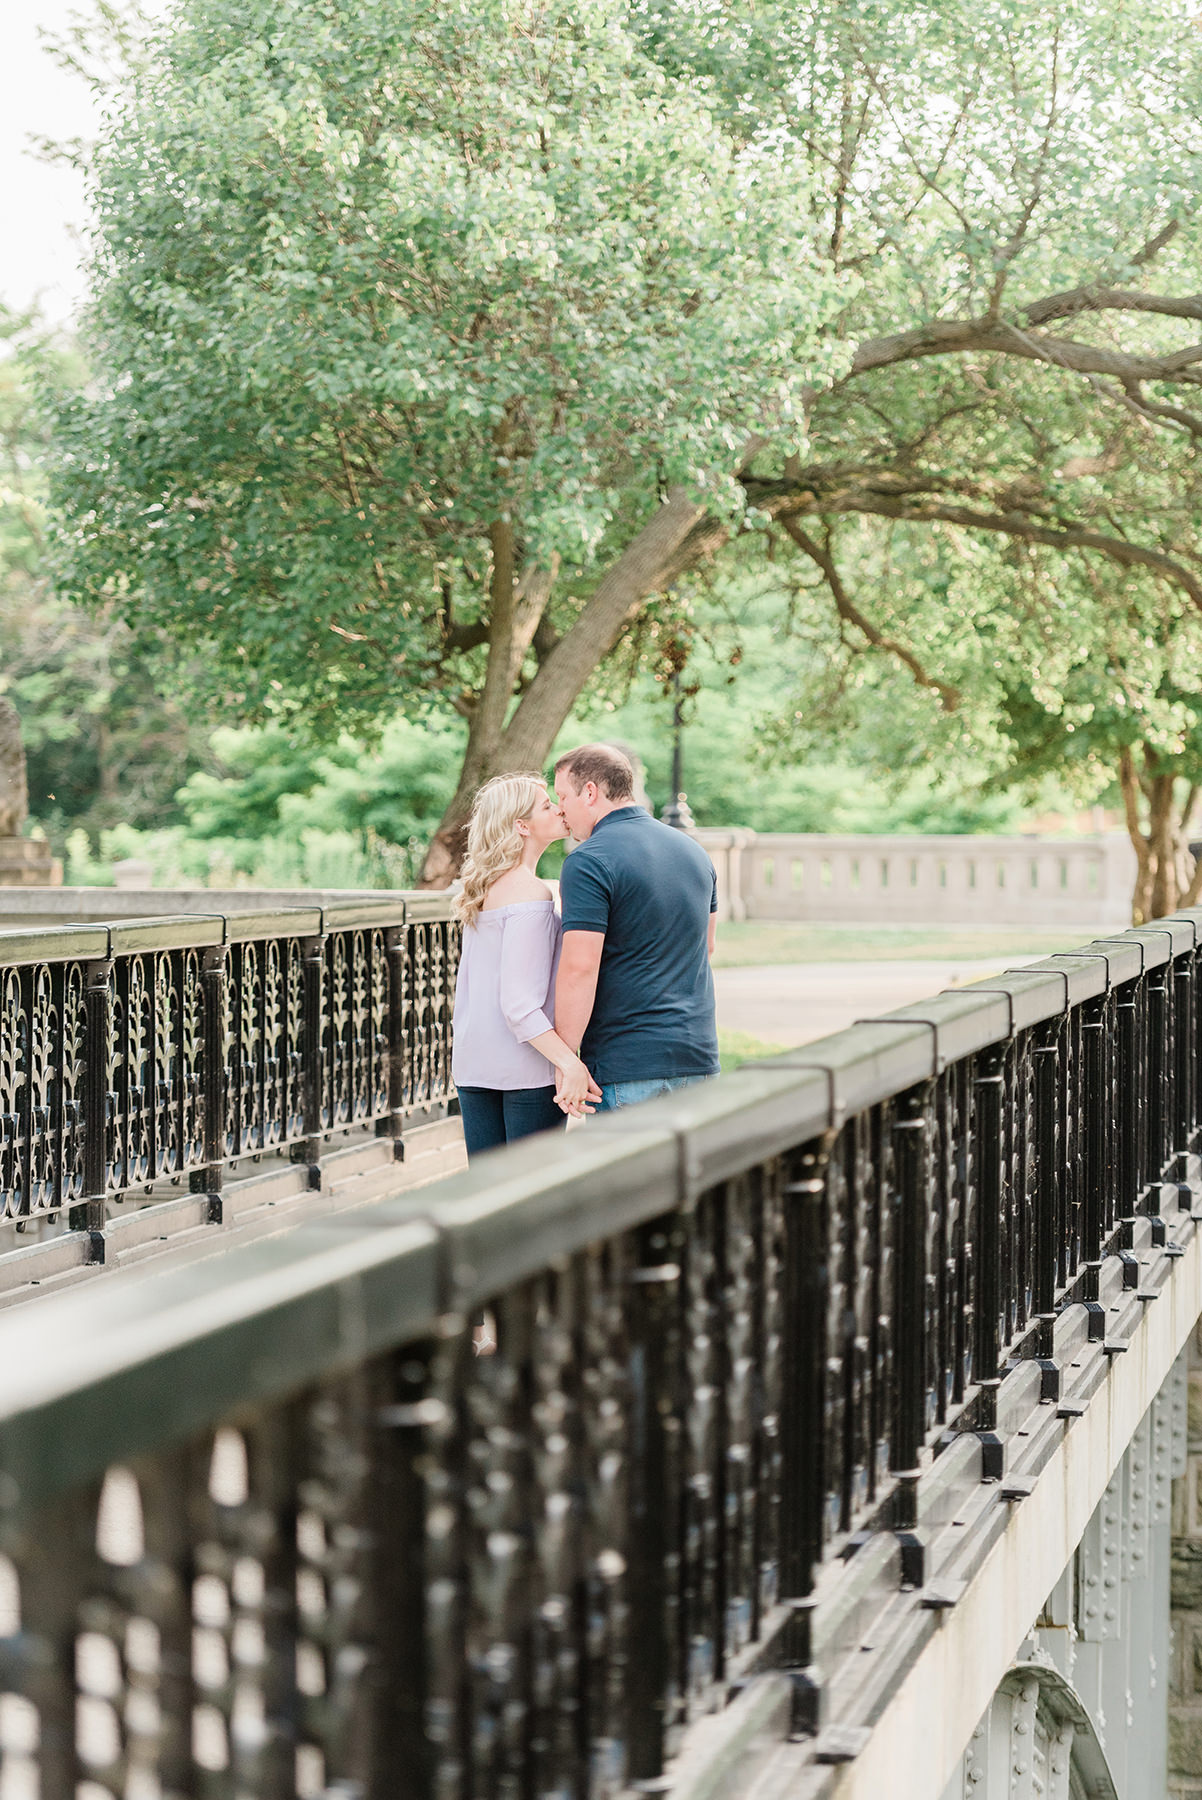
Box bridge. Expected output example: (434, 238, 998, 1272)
(0, 898, 1199, 1796)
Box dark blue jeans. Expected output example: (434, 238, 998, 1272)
(457, 1084, 566, 1159)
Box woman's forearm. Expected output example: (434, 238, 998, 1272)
(525, 1028, 587, 1075)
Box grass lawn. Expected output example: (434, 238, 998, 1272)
(710, 920, 1103, 969)
(717, 1027, 786, 1070)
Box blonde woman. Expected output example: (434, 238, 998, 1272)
(452, 772, 602, 1158)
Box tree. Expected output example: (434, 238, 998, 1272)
(50, 0, 1202, 890)
(733, 516, 1202, 923)
(668, 0, 1202, 922)
(0, 303, 215, 844)
(49, 0, 846, 879)
(985, 633, 1202, 925)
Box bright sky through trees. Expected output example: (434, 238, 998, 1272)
(0, 0, 101, 321)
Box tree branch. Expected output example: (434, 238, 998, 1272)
(799, 491, 1202, 613)
(848, 317, 1202, 386)
(1023, 286, 1202, 327)
(1118, 745, 1147, 849)
(1118, 379, 1202, 443)
(496, 488, 710, 760)
(442, 620, 491, 656)
(778, 516, 961, 711)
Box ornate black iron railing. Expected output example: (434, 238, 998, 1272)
(0, 914, 1198, 1796)
(0, 896, 458, 1252)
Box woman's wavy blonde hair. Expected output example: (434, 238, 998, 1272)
(454, 771, 550, 927)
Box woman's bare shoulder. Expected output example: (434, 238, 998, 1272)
(481, 867, 553, 909)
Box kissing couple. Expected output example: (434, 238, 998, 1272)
(450, 742, 719, 1157)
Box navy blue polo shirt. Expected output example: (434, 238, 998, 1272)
(559, 807, 719, 1085)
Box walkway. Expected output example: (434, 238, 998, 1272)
(714, 955, 1043, 1047)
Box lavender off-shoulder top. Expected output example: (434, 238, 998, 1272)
(451, 900, 563, 1090)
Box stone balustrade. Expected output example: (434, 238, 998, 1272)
(692, 828, 1138, 928)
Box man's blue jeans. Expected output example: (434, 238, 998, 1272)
(597, 1074, 713, 1112)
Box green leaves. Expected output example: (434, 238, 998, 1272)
(45, 0, 1202, 879)
(50, 0, 849, 735)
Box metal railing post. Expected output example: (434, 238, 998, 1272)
(1144, 958, 1170, 1196)
(972, 1048, 1005, 1437)
(291, 932, 327, 1185)
(625, 1218, 683, 1783)
(1032, 1024, 1062, 1391)
(778, 1138, 835, 1731)
(376, 922, 407, 1153)
(1174, 948, 1196, 1166)
(1115, 980, 1143, 1227)
(891, 1086, 930, 1537)
(189, 944, 227, 1216)
(72, 956, 112, 1258)
(1080, 994, 1110, 1339)
(781, 1146, 830, 1601)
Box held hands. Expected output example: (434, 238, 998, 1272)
(555, 1056, 603, 1117)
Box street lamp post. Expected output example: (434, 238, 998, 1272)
(660, 669, 694, 830)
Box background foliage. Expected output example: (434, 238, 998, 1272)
(11, 0, 1202, 911)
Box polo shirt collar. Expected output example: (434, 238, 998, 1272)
(591, 806, 646, 834)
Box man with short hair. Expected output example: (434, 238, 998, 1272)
(553, 743, 719, 1111)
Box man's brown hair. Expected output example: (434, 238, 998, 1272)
(554, 743, 636, 801)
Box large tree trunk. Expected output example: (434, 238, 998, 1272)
(1119, 743, 1202, 922)
(417, 491, 725, 885)
(0, 698, 27, 838)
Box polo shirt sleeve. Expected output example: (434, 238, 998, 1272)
(560, 850, 611, 935)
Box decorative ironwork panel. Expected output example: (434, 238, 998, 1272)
(58, 960, 88, 1212)
(1078, 990, 1111, 1264)
(889, 1082, 937, 1471)
(680, 1187, 722, 1714)
(868, 1101, 896, 1497)
(104, 949, 209, 1195)
(575, 1236, 633, 1797)
(110, 953, 153, 1192)
(524, 1263, 586, 1798)
(326, 932, 352, 1130)
(402, 920, 458, 1115)
(323, 929, 390, 1132)
(817, 1131, 850, 1539)
(461, 1281, 537, 1795)
(0, 968, 27, 1219)
(754, 1158, 786, 1620)
(841, 1116, 874, 1524)
(930, 1060, 974, 1420)
(0, 959, 90, 1220)
(1008, 1029, 1037, 1342)
(421, 1320, 472, 1800)
(951, 1058, 977, 1405)
(721, 1170, 759, 1666)
(625, 1212, 686, 1777)
(1174, 947, 1196, 1159)
(223, 934, 330, 1162)
(1145, 955, 1172, 1184)
(226, 938, 265, 1157)
(1114, 976, 1145, 1209)
(5, 913, 1202, 1799)
(0, 904, 455, 1229)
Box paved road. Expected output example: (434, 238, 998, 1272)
(714, 957, 1043, 1049)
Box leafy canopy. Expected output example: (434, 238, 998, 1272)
(0, 304, 212, 839)
(51, 0, 847, 729)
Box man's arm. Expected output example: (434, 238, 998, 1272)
(555, 930, 605, 1054)
(708, 914, 717, 957)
